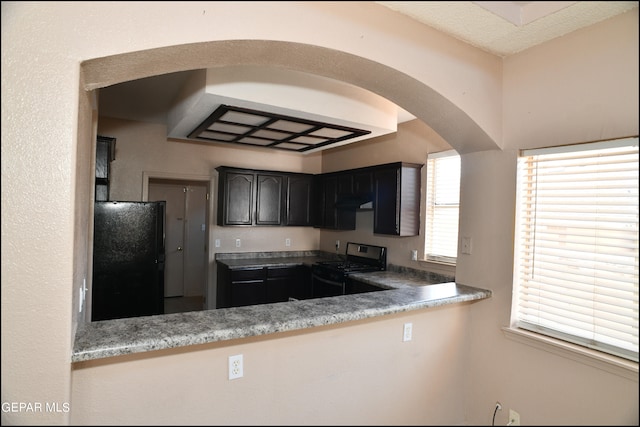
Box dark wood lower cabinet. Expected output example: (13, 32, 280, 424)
(228, 267, 267, 307)
(217, 263, 312, 308)
(266, 266, 294, 303)
(287, 266, 312, 300)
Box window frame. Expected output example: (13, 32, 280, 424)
(511, 137, 639, 364)
(424, 149, 461, 265)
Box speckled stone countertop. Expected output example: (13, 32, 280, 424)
(348, 264, 456, 289)
(72, 252, 491, 363)
(215, 250, 334, 269)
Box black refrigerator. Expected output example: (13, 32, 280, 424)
(91, 201, 166, 321)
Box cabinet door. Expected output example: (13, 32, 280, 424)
(374, 167, 400, 235)
(373, 164, 421, 236)
(286, 174, 313, 226)
(222, 172, 254, 225)
(266, 266, 296, 303)
(256, 173, 283, 225)
(216, 262, 232, 308)
(230, 267, 267, 307)
(95, 136, 115, 202)
(322, 175, 338, 228)
(311, 174, 325, 227)
(289, 265, 312, 300)
(337, 173, 353, 196)
(353, 171, 373, 196)
(315, 175, 355, 230)
(231, 280, 267, 307)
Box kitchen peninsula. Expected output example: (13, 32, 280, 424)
(72, 251, 491, 363)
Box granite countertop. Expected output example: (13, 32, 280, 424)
(216, 255, 332, 269)
(347, 266, 455, 289)
(72, 252, 491, 363)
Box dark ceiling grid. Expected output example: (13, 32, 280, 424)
(188, 104, 371, 152)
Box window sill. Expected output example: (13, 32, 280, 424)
(502, 326, 638, 381)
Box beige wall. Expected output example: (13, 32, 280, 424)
(2, 2, 637, 425)
(71, 306, 472, 425)
(458, 9, 639, 425)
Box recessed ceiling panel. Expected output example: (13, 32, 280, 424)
(268, 120, 315, 133)
(188, 104, 370, 152)
(220, 110, 269, 126)
(251, 129, 290, 140)
(290, 136, 328, 145)
(208, 122, 251, 135)
(273, 142, 310, 150)
(309, 128, 352, 139)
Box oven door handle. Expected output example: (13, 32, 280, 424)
(311, 273, 346, 297)
(311, 273, 344, 288)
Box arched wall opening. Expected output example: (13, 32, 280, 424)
(81, 40, 500, 155)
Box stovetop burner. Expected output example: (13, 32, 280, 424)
(315, 260, 380, 273)
(314, 242, 387, 274)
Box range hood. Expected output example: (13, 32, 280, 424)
(167, 66, 404, 154)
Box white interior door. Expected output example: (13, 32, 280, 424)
(148, 180, 209, 299)
(149, 182, 186, 297)
(183, 185, 207, 297)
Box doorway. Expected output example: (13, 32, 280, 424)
(148, 178, 209, 313)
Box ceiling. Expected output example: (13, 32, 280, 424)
(98, 1, 637, 151)
(376, 1, 637, 57)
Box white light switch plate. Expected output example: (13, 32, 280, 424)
(462, 237, 472, 254)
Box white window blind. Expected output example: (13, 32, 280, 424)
(513, 137, 639, 362)
(425, 150, 460, 263)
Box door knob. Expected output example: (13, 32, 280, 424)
(177, 246, 183, 252)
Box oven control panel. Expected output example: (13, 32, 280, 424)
(345, 242, 386, 266)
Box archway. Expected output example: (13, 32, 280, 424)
(82, 40, 499, 154)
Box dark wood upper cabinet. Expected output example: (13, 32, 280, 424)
(373, 162, 422, 236)
(95, 136, 115, 202)
(313, 173, 356, 230)
(337, 172, 353, 195)
(256, 173, 284, 225)
(352, 171, 374, 196)
(217, 166, 313, 227)
(217, 169, 254, 225)
(286, 174, 313, 226)
(216, 162, 421, 234)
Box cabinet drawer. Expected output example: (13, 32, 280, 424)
(230, 267, 265, 281)
(267, 266, 299, 278)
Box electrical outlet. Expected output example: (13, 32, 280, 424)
(235, 238, 241, 247)
(411, 249, 418, 261)
(228, 354, 243, 380)
(285, 238, 291, 247)
(403, 322, 413, 341)
(215, 239, 220, 248)
(509, 409, 520, 426)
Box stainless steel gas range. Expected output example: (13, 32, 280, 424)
(311, 242, 387, 298)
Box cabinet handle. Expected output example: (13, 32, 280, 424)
(177, 246, 183, 252)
